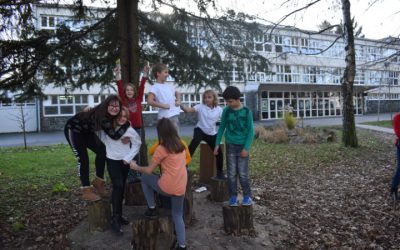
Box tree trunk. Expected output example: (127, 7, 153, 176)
(88, 199, 111, 232)
(199, 143, 217, 184)
(125, 181, 148, 206)
(341, 0, 358, 147)
(131, 207, 175, 250)
(209, 177, 229, 202)
(222, 205, 255, 236)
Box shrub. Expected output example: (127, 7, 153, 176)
(52, 182, 68, 195)
(283, 112, 297, 130)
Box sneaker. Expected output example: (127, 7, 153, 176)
(144, 207, 159, 218)
(229, 196, 238, 206)
(111, 216, 123, 235)
(242, 196, 252, 206)
(119, 216, 129, 226)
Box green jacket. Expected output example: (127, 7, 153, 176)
(215, 106, 254, 151)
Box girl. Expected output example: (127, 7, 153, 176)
(181, 90, 225, 179)
(390, 113, 400, 202)
(99, 106, 141, 235)
(130, 118, 187, 250)
(115, 62, 149, 180)
(64, 94, 129, 201)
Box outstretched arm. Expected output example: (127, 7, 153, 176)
(147, 93, 169, 109)
(180, 105, 196, 113)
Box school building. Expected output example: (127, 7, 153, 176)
(1, 3, 399, 133)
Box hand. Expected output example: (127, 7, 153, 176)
(240, 149, 248, 158)
(130, 161, 138, 170)
(143, 64, 149, 77)
(121, 137, 131, 145)
(123, 160, 129, 165)
(175, 100, 181, 106)
(162, 103, 170, 109)
(213, 147, 219, 155)
(83, 106, 92, 112)
(114, 65, 121, 81)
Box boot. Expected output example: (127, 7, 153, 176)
(111, 216, 123, 235)
(92, 177, 108, 197)
(81, 187, 101, 201)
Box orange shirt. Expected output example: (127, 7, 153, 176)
(151, 145, 187, 196)
(149, 140, 191, 165)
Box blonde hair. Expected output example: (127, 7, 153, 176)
(114, 106, 130, 127)
(152, 63, 168, 79)
(202, 90, 219, 107)
(124, 83, 136, 98)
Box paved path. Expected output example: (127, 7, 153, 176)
(0, 113, 395, 147)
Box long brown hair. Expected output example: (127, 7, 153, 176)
(80, 94, 122, 131)
(124, 83, 136, 99)
(157, 118, 184, 154)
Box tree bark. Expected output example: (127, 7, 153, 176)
(131, 207, 175, 250)
(209, 177, 229, 202)
(199, 143, 217, 184)
(222, 205, 255, 236)
(88, 199, 111, 232)
(341, 0, 358, 147)
(125, 181, 148, 206)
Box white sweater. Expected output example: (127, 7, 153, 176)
(99, 127, 141, 163)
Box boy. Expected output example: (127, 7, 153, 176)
(147, 63, 181, 131)
(213, 86, 254, 206)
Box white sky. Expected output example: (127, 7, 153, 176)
(85, 0, 400, 39)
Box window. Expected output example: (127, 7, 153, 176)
(181, 93, 201, 108)
(43, 94, 89, 116)
(388, 71, 399, 86)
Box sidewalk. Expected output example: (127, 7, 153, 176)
(0, 113, 395, 148)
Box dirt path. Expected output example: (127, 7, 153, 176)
(68, 189, 292, 250)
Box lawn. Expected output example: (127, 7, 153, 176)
(362, 119, 393, 128)
(0, 129, 398, 249)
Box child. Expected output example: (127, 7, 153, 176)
(147, 63, 181, 132)
(130, 118, 187, 250)
(390, 113, 400, 202)
(114, 61, 149, 180)
(64, 95, 129, 201)
(99, 106, 141, 235)
(181, 90, 225, 179)
(213, 86, 254, 206)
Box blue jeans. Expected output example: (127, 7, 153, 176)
(391, 143, 400, 193)
(140, 173, 186, 246)
(226, 143, 251, 197)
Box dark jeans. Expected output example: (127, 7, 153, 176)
(64, 126, 106, 187)
(226, 143, 251, 197)
(107, 158, 129, 217)
(391, 144, 400, 193)
(188, 127, 223, 172)
(140, 173, 186, 246)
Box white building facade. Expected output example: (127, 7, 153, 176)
(1, 3, 399, 132)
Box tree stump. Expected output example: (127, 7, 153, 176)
(184, 170, 194, 225)
(125, 181, 148, 206)
(209, 177, 229, 202)
(199, 143, 224, 184)
(222, 205, 255, 236)
(88, 199, 111, 232)
(131, 207, 175, 250)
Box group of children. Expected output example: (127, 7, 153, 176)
(64, 62, 254, 249)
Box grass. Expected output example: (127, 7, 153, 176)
(361, 120, 392, 128)
(0, 130, 376, 223)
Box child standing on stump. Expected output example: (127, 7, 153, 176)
(147, 63, 181, 133)
(390, 113, 400, 202)
(214, 86, 254, 206)
(181, 90, 225, 179)
(130, 118, 187, 250)
(114, 61, 149, 181)
(99, 107, 141, 235)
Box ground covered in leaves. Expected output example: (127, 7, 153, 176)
(1, 128, 399, 249)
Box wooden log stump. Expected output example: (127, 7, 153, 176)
(199, 143, 224, 184)
(125, 181, 148, 206)
(222, 205, 255, 236)
(209, 177, 229, 202)
(131, 207, 175, 250)
(88, 199, 111, 232)
(184, 170, 194, 225)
